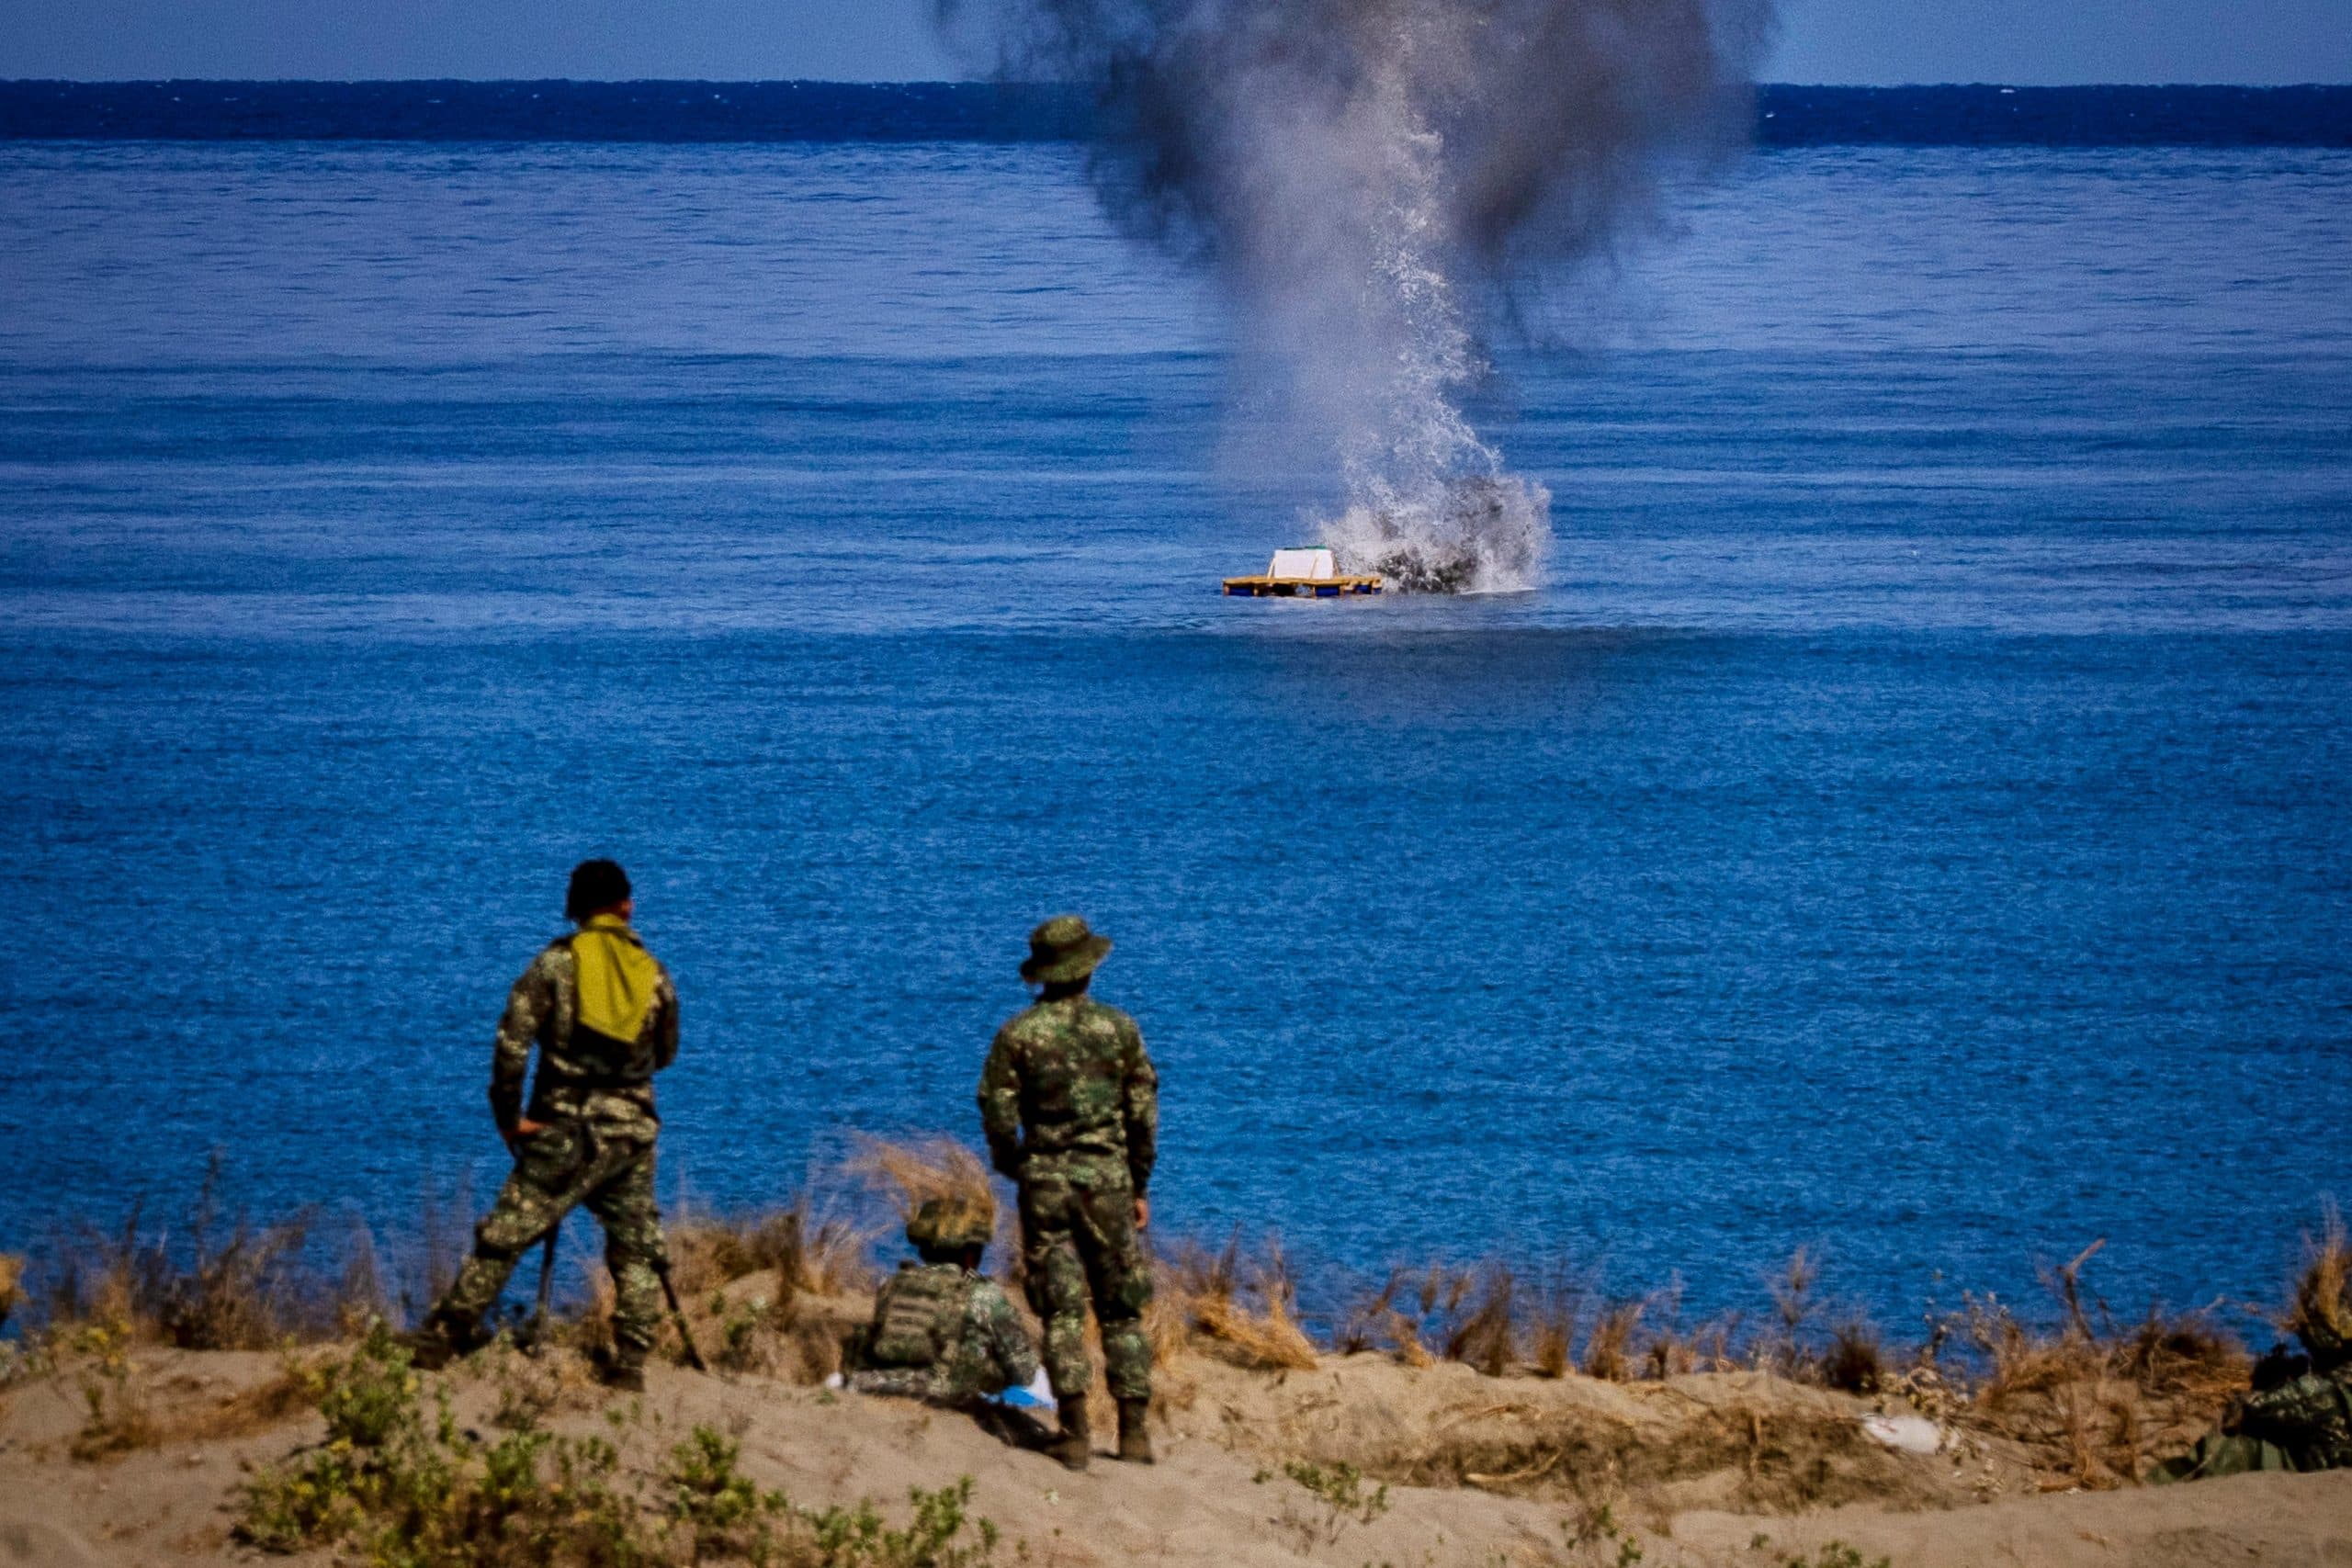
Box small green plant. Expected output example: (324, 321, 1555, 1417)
(315, 1321, 419, 1447)
(1779, 1545, 1891, 1568)
(1563, 1501, 1644, 1567)
(1280, 1460, 1390, 1546)
(669, 1426, 781, 1560)
(716, 1295, 783, 1373)
(484, 1346, 563, 1433)
(71, 1363, 161, 1461)
(797, 1478, 1001, 1568)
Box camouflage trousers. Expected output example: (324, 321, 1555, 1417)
(1018, 1171, 1151, 1403)
(845, 1367, 979, 1406)
(435, 1121, 665, 1361)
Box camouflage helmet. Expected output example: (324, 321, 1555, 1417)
(905, 1197, 993, 1254)
(1020, 914, 1112, 985)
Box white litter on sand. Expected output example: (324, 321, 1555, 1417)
(1860, 1413, 1944, 1454)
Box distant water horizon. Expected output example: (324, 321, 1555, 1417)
(3, 80, 2349, 147)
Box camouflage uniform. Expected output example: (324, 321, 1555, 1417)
(978, 993, 1159, 1404)
(847, 1261, 1040, 1406)
(430, 919, 681, 1363)
(2152, 1314, 2352, 1483)
(2237, 1367, 2352, 1469)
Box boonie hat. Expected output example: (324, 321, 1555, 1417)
(1020, 914, 1113, 985)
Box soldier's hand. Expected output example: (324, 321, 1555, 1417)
(514, 1116, 549, 1138)
(1135, 1195, 1150, 1232)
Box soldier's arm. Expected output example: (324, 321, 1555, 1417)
(489, 949, 559, 1136)
(1120, 1016, 1159, 1197)
(977, 1282, 1040, 1390)
(651, 965, 681, 1073)
(977, 1028, 1023, 1179)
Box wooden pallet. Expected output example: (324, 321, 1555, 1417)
(1221, 575, 1385, 597)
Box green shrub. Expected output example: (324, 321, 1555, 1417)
(237, 1348, 1002, 1568)
(1275, 1459, 1390, 1548)
(316, 1323, 420, 1448)
(798, 1478, 1000, 1568)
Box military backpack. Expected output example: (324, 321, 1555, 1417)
(866, 1264, 968, 1370)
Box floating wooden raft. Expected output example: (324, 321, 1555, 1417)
(1222, 546, 1384, 598)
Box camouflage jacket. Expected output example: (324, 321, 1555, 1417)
(490, 928, 680, 1139)
(2239, 1367, 2352, 1471)
(978, 996, 1157, 1193)
(847, 1261, 1038, 1404)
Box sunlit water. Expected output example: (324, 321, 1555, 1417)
(2, 142, 2347, 1329)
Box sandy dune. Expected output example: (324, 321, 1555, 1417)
(1, 1305, 2346, 1567)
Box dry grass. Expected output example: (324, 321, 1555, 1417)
(669, 1199, 873, 1299)
(1333, 1269, 1433, 1365)
(6, 1143, 2313, 1506)
(70, 1372, 163, 1462)
(1582, 1301, 1644, 1382)
(2286, 1203, 2351, 1353)
(1770, 1247, 1822, 1343)
(1156, 1234, 1319, 1371)
(1518, 1272, 1584, 1380)
(1946, 1238, 2251, 1488)
(662, 1198, 874, 1380)
(172, 1360, 321, 1440)
(1339, 1262, 1590, 1378)
(0, 1253, 22, 1333)
(409, 1176, 474, 1321)
(35, 1163, 371, 1351)
(1440, 1266, 1520, 1377)
(842, 1134, 999, 1225)
(1818, 1321, 1885, 1394)
(1328, 1263, 1759, 1385)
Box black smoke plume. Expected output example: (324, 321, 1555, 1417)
(937, 0, 1774, 592)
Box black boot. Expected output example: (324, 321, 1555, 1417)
(1115, 1397, 1155, 1464)
(1049, 1393, 1091, 1472)
(398, 1312, 479, 1371)
(594, 1342, 646, 1394)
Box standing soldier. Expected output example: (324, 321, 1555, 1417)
(403, 859, 680, 1393)
(978, 915, 1159, 1471)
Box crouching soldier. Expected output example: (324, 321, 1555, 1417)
(978, 916, 1159, 1472)
(846, 1198, 1039, 1410)
(403, 859, 681, 1392)
(2153, 1258, 2352, 1481)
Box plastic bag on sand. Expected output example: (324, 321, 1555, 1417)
(1860, 1414, 1942, 1454)
(996, 1368, 1054, 1410)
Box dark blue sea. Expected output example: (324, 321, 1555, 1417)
(3, 139, 2348, 1332)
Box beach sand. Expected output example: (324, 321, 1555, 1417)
(3, 1279, 2345, 1567)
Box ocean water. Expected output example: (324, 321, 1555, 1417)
(2, 141, 2348, 1330)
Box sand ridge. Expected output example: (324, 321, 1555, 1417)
(2, 1307, 2346, 1568)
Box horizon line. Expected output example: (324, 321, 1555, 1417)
(6, 76, 2349, 91)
